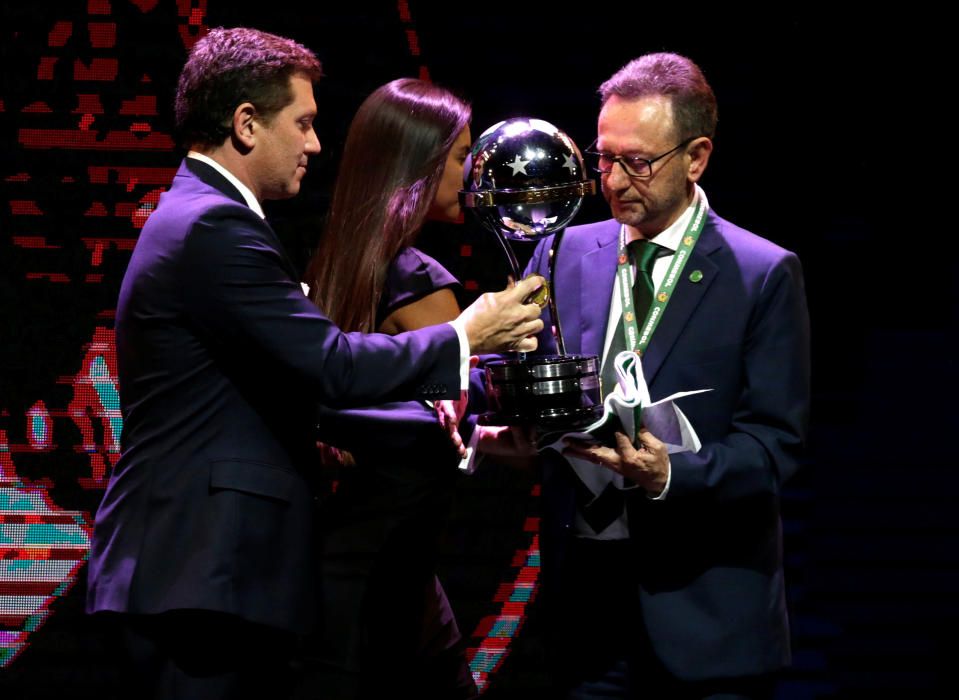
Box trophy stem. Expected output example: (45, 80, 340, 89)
(491, 230, 527, 361)
(547, 228, 567, 355)
(492, 229, 523, 282)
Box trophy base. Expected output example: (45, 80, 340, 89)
(478, 405, 604, 431)
(479, 354, 602, 432)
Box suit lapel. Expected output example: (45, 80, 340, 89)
(578, 222, 619, 359)
(181, 157, 247, 206)
(179, 158, 299, 281)
(641, 212, 723, 386)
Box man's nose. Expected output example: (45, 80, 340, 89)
(305, 128, 321, 155)
(604, 160, 632, 190)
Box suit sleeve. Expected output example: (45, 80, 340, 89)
(666, 252, 811, 503)
(315, 401, 463, 464)
(181, 205, 460, 405)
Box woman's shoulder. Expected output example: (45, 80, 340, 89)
(380, 247, 460, 318)
(390, 247, 458, 288)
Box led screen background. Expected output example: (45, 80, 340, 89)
(1, 0, 205, 673)
(0, 2, 952, 697)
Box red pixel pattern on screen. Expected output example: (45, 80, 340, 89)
(1, 0, 208, 668)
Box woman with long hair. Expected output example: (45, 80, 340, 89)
(303, 78, 478, 699)
(306, 78, 471, 337)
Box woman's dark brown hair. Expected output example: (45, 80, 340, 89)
(305, 78, 471, 333)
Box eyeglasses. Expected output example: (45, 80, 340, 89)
(585, 136, 696, 178)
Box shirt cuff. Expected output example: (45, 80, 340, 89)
(647, 456, 671, 500)
(447, 319, 470, 391)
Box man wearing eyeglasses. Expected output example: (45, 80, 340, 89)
(524, 53, 811, 698)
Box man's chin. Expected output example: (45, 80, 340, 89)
(270, 185, 300, 201)
(611, 201, 645, 220)
(612, 210, 644, 227)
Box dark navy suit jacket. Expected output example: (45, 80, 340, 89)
(525, 210, 810, 680)
(86, 158, 461, 634)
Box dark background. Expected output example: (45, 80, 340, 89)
(0, 1, 954, 697)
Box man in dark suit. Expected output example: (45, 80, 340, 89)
(85, 28, 543, 699)
(524, 53, 810, 699)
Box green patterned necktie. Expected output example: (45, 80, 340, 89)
(599, 239, 663, 400)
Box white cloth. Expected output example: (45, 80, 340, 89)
(544, 350, 708, 539)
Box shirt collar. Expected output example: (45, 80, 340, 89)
(187, 151, 265, 219)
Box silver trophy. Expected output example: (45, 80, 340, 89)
(459, 118, 602, 430)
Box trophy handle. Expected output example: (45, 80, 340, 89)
(547, 228, 566, 356)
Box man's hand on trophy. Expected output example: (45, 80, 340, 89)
(459, 275, 546, 354)
(505, 273, 550, 309)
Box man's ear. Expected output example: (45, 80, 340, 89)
(231, 102, 257, 151)
(687, 136, 713, 183)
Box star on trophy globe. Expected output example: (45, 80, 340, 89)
(459, 117, 603, 431)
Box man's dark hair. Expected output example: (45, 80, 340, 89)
(175, 27, 322, 148)
(600, 52, 717, 141)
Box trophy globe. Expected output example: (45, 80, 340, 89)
(459, 117, 603, 431)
